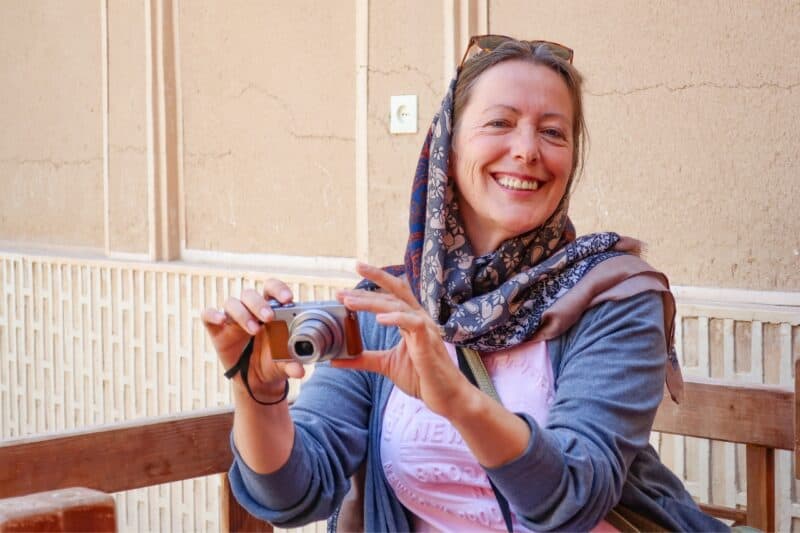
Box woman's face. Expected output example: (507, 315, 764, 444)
(451, 60, 575, 256)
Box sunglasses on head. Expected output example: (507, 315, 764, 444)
(459, 34, 574, 68)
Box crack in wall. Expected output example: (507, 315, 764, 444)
(232, 83, 354, 142)
(588, 80, 800, 97)
(368, 65, 440, 97)
(110, 145, 147, 154)
(0, 157, 101, 170)
(184, 150, 232, 167)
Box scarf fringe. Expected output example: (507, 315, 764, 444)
(615, 236, 647, 259)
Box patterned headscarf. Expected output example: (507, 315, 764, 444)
(403, 76, 631, 352)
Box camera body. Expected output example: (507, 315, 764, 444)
(266, 301, 363, 364)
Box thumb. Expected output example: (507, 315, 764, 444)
(331, 350, 389, 376)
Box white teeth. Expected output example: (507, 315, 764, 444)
(495, 175, 540, 191)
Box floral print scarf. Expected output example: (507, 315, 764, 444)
(403, 77, 632, 352)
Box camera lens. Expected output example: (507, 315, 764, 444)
(287, 310, 343, 363)
(294, 340, 315, 357)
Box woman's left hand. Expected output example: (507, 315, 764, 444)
(332, 263, 473, 419)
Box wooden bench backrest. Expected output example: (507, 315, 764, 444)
(650, 362, 798, 531)
(0, 408, 270, 532)
(1, 362, 797, 532)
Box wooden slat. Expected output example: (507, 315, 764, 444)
(0, 408, 234, 498)
(697, 503, 747, 525)
(220, 474, 273, 533)
(653, 378, 794, 450)
(745, 444, 775, 532)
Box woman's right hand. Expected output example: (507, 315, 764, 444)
(201, 278, 306, 402)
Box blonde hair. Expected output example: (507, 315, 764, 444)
(453, 39, 587, 183)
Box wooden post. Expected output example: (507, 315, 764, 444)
(795, 358, 800, 480)
(220, 474, 273, 533)
(745, 444, 775, 532)
(0, 487, 116, 532)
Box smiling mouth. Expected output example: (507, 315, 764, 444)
(494, 174, 541, 191)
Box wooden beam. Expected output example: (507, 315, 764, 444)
(0, 487, 116, 532)
(653, 378, 794, 450)
(0, 408, 234, 498)
(697, 503, 746, 525)
(745, 444, 775, 532)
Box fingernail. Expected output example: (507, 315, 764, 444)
(247, 320, 260, 334)
(280, 289, 292, 301)
(259, 307, 271, 320)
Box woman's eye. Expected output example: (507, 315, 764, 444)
(485, 119, 511, 128)
(542, 128, 565, 139)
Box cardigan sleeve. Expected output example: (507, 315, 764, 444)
(484, 291, 668, 531)
(227, 311, 390, 528)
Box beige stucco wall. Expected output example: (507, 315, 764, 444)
(1, 0, 798, 290)
(0, 0, 104, 249)
(492, 0, 800, 290)
(366, 1, 444, 265)
(107, 0, 149, 254)
(179, 1, 357, 257)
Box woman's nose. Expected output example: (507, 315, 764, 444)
(512, 128, 539, 163)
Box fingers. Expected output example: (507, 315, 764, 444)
(338, 289, 409, 315)
(239, 288, 272, 324)
(355, 263, 419, 308)
(253, 358, 306, 383)
(200, 307, 226, 328)
(224, 296, 262, 335)
(278, 360, 306, 380)
(375, 311, 427, 334)
(213, 279, 294, 337)
(262, 278, 294, 304)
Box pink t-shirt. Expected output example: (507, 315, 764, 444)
(380, 340, 618, 532)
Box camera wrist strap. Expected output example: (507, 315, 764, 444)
(224, 336, 289, 406)
(455, 346, 514, 533)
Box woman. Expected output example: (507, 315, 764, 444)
(203, 37, 727, 531)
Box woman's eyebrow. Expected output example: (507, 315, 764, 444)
(482, 104, 519, 114)
(481, 105, 569, 122)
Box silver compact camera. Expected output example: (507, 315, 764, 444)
(265, 301, 363, 364)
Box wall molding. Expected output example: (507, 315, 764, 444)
(673, 285, 800, 308)
(145, 0, 180, 261)
(443, 0, 489, 84)
(178, 249, 359, 277)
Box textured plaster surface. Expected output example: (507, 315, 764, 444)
(107, 0, 148, 254)
(367, 0, 445, 267)
(0, 1, 103, 248)
(179, 2, 356, 257)
(491, 0, 800, 290)
(2, 2, 798, 291)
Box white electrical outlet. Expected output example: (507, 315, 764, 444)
(390, 95, 418, 134)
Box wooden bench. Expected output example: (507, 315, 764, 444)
(652, 364, 798, 531)
(1, 361, 798, 532)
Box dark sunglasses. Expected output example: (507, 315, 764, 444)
(459, 34, 574, 68)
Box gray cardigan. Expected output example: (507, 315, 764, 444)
(228, 292, 728, 532)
